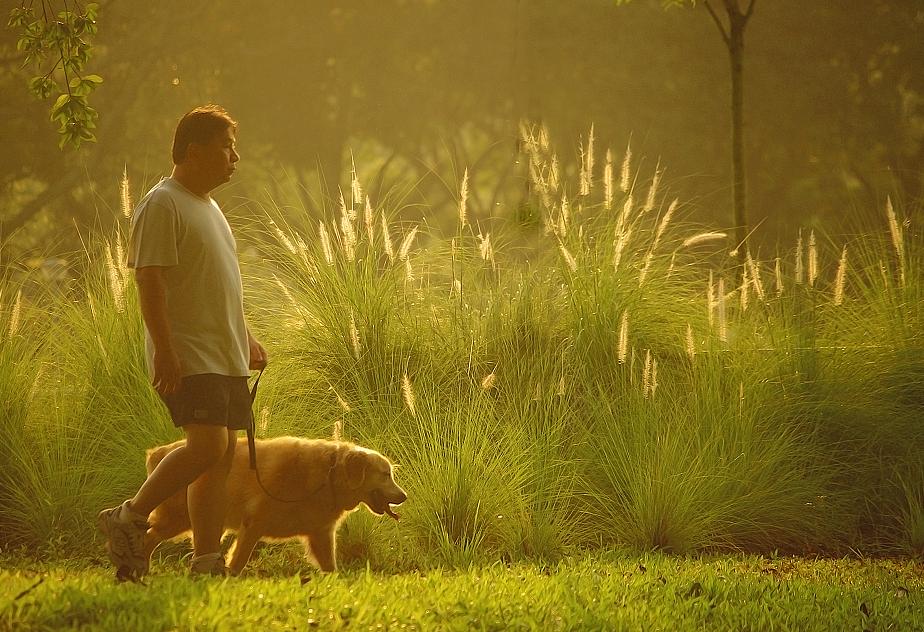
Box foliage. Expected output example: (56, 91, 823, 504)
(7, 1, 101, 149)
(0, 131, 921, 567)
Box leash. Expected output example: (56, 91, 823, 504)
(247, 367, 336, 504)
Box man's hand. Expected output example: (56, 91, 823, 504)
(152, 347, 182, 395)
(248, 333, 268, 370)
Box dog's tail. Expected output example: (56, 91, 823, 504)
(145, 441, 183, 475)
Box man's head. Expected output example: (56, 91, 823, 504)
(171, 105, 239, 192)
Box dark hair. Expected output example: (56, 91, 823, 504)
(171, 105, 237, 165)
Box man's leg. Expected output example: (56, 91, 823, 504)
(129, 423, 231, 516)
(99, 423, 230, 579)
(187, 427, 237, 565)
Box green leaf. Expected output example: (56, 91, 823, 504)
(83, 74, 103, 84)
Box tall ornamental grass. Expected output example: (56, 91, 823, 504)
(0, 125, 921, 563)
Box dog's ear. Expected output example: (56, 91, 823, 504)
(343, 449, 368, 490)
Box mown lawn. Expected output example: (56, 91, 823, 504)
(1, 550, 921, 631)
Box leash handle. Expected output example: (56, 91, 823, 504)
(247, 368, 264, 470)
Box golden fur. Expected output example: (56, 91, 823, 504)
(142, 436, 407, 574)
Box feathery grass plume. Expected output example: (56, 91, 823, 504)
(651, 356, 658, 397)
(739, 264, 750, 312)
(886, 196, 906, 288)
(682, 232, 727, 248)
(642, 165, 661, 215)
(477, 232, 495, 270)
(272, 274, 299, 310)
(581, 123, 594, 196)
(481, 371, 496, 390)
(620, 140, 632, 192)
(639, 251, 654, 287)
(451, 278, 462, 298)
(7, 289, 22, 338)
(340, 205, 357, 262)
(351, 156, 363, 209)
(794, 230, 804, 285)
(558, 193, 571, 238)
(652, 198, 678, 253)
(558, 240, 578, 273)
(774, 256, 784, 296)
(404, 258, 415, 281)
(604, 148, 614, 210)
(707, 270, 715, 327)
(381, 213, 395, 263)
(270, 219, 297, 254)
(613, 229, 629, 272)
(615, 194, 633, 237)
(459, 168, 469, 230)
(119, 165, 132, 219)
(717, 277, 727, 344)
(808, 230, 818, 288)
(578, 142, 588, 197)
(558, 374, 566, 397)
(539, 124, 550, 151)
(259, 406, 270, 433)
(746, 251, 765, 302)
(629, 347, 637, 385)
(115, 232, 126, 272)
(349, 310, 361, 359)
(398, 226, 418, 261)
(401, 373, 417, 418)
(332, 417, 343, 442)
(104, 242, 125, 313)
(549, 154, 560, 193)
(618, 310, 629, 364)
(833, 244, 848, 306)
(642, 349, 652, 398)
(685, 323, 695, 361)
(318, 221, 334, 266)
(364, 196, 375, 245)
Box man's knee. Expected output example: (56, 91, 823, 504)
(183, 424, 231, 470)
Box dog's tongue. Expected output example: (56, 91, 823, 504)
(385, 506, 401, 521)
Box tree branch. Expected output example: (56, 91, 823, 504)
(745, 0, 757, 21)
(703, 0, 731, 46)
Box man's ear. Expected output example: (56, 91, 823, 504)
(344, 449, 367, 490)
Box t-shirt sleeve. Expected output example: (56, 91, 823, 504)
(127, 199, 180, 269)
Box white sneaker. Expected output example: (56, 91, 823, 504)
(97, 500, 150, 581)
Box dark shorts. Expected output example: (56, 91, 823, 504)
(160, 373, 253, 430)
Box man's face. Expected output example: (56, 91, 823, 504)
(190, 126, 239, 188)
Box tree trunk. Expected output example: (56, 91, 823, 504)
(729, 16, 747, 254)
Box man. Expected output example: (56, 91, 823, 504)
(98, 105, 267, 580)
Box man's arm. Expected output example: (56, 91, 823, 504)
(135, 266, 182, 394)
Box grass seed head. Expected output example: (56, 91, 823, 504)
(834, 244, 848, 306)
(618, 310, 629, 364)
(620, 140, 632, 192)
(7, 289, 22, 338)
(401, 373, 417, 418)
(319, 222, 334, 266)
(808, 230, 818, 288)
(399, 226, 418, 261)
(120, 166, 132, 219)
(604, 148, 614, 210)
(685, 323, 695, 361)
(682, 232, 727, 248)
(459, 168, 469, 230)
(381, 213, 395, 263)
(795, 229, 804, 285)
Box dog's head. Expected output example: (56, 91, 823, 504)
(340, 446, 407, 519)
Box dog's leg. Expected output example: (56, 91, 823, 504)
(306, 528, 337, 572)
(227, 525, 262, 576)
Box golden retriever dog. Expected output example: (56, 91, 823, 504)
(142, 436, 407, 574)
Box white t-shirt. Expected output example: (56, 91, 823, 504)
(127, 177, 250, 377)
